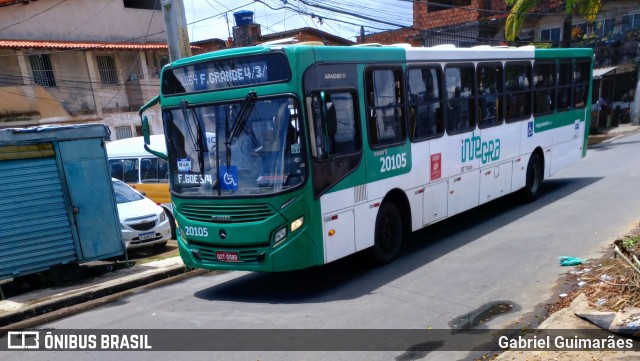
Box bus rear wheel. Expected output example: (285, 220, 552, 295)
(520, 153, 543, 203)
(370, 202, 403, 265)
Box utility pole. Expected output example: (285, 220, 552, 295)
(161, 0, 192, 61)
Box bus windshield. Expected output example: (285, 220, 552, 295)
(165, 95, 305, 197)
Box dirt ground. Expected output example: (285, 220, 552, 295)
(485, 224, 640, 360)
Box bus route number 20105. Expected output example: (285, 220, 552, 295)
(185, 226, 208, 237)
(380, 152, 407, 173)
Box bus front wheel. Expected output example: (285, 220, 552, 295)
(520, 153, 543, 203)
(370, 202, 403, 265)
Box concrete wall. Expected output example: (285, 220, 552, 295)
(0, 0, 166, 43)
(0, 49, 22, 86)
(103, 108, 163, 141)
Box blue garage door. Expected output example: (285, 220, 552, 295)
(0, 150, 78, 279)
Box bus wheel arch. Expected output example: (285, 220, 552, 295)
(369, 189, 410, 265)
(519, 148, 545, 203)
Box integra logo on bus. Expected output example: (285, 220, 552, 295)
(461, 131, 501, 164)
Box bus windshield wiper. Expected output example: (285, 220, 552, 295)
(225, 91, 257, 170)
(180, 99, 208, 177)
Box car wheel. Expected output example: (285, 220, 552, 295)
(152, 241, 168, 252)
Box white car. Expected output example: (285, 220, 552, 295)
(112, 178, 172, 250)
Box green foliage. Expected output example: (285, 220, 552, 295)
(504, 0, 602, 42)
(528, 42, 552, 48)
(622, 235, 640, 251)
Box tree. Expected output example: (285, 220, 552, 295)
(504, 0, 601, 47)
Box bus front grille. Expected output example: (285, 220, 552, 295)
(179, 203, 275, 223)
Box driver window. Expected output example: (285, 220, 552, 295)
(309, 91, 359, 159)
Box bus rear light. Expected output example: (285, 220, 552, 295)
(290, 216, 304, 232)
(369, 203, 380, 209)
(328, 229, 336, 236)
(324, 215, 338, 222)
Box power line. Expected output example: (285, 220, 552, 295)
(79, 0, 160, 121)
(0, 0, 68, 33)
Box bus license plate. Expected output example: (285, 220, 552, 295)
(139, 232, 155, 241)
(216, 251, 239, 262)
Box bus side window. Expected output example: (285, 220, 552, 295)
(557, 61, 572, 112)
(533, 61, 556, 116)
(366, 68, 405, 147)
(573, 60, 590, 109)
(477, 63, 503, 129)
(445, 64, 476, 133)
(407, 67, 444, 140)
(505, 62, 532, 122)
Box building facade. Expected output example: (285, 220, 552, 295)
(0, 0, 170, 139)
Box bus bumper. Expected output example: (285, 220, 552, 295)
(177, 231, 318, 272)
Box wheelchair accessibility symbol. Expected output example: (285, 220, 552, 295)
(220, 166, 238, 190)
(224, 172, 237, 186)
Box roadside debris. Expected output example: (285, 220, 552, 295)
(559, 256, 587, 266)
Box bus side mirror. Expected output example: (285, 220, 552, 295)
(141, 116, 151, 145)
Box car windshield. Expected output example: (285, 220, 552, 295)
(112, 180, 144, 204)
(164, 95, 306, 197)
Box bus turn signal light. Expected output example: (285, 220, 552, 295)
(328, 229, 336, 236)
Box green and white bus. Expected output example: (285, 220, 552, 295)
(139, 43, 593, 272)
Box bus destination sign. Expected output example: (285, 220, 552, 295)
(162, 53, 290, 95)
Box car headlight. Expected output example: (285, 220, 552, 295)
(159, 211, 167, 223)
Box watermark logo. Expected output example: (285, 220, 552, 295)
(7, 331, 39, 349)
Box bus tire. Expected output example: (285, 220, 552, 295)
(370, 202, 403, 265)
(520, 153, 543, 203)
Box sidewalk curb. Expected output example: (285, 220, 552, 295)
(0, 265, 204, 329)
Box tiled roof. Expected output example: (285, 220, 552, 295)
(260, 27, 355, 45)
(0, 39, 169, 50)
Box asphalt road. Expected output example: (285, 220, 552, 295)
(5, 132, 640, 361)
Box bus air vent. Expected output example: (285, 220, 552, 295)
(179, 203, 275, 223)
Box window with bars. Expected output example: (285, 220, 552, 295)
(97, 55, 119, 85)
(115, 126, 133, 140)
(160, 55, 169, 68)
(29, 54, 56, 87)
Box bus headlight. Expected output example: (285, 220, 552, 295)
(290, 216, 304, 232)
(274, 227, 287, 244)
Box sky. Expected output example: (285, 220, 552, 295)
(182, 0, 414, 43)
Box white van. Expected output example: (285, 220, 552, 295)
(106, 135, 175, 238)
